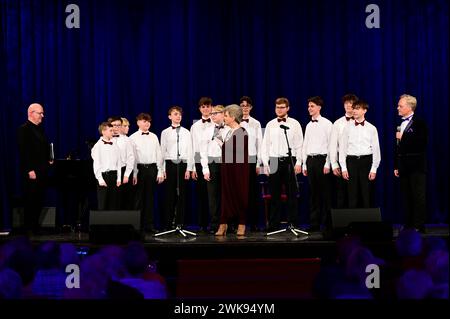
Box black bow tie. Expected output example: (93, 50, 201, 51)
(172, 126, 180, 129)
(345, 116, 354, 121)
(102, 140, 113, 145)
(402, 117, 412, 122)
(113, 135, 120, 138)
(215, 125, 224, 129)
(277, 118, 286, 122)
(141, 132, 150, 135)
(242, 119, 249, 123)
(311, 119, 318, 123)
(202, 118, 211, 123)
(355, 120, 365, 126)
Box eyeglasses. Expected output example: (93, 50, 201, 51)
(275, 106, 287, 109)
(211, 112, 223, 115)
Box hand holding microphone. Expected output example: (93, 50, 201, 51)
(396, 126, 402, 145)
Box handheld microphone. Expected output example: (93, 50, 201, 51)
(280, 124, 290, 130)
(396, 126, 401, 146)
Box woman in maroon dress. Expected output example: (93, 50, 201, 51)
(215, 104, 249, 236)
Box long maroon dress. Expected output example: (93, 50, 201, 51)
(220, 127, 249, 224)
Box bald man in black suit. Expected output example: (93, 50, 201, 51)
(17, 103, 53, 234)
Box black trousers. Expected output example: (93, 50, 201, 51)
(346, 155, 373, 208)
(97, 171, 120, 210)
(195, 155, 209, 229)
(247, 157, 261, 229)
(306, 155, 331, 228)
(119, 166, 135, 210)
(164, 160, 188, 229)
(135, 164, 157, 231)
(332, 170, 348, 209)
(268, 157, 299, 229)
(23, 173, 46, 232)
(206, 160, 221, 230)
(400, 171, 426, 229)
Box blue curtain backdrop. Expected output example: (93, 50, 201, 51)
(1, 0, 448, 228)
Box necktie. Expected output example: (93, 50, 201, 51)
(202, 118, 211, 123)
(345, 116, 354, 121)
(355, 120, 365, 126)
(113, 135, 120, 138)
(172, 126, 180, 129)
(402, 116, 412, 122)
(215, 125, 224, 129)
(141, 132, 150, 135)
(277, 118, 286, 122)
(311, 119, 318, 123)
(242, 119, 249, 123)
(102, 140, 113, 145)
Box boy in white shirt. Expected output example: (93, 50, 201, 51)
(161, 106, 194, 230)
(339, 100, 381, 208)
(91, 122, 121, 210)
(129, 113, 164, 233)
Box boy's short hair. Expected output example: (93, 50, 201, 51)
(198, 97, 213, 106)
(353, 99, 369, 110)
(308, 96, 324, 107)
(168, 106, 183, 115)
(136, 113, 152, 122)
(275, 97, 289, 107)
(213, 105, 225, 112)
(239, 96, 253, 106)
(98, 122, 112, 135)
(121, 117, 130, 126)
(342, 94, 358, 104)
(108, 116, 122, 124)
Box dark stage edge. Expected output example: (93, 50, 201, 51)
(1, 224, 447, 258)
(1, 224, 447, 298)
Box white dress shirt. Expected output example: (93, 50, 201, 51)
(190, 117, 215, 158)
(199, 123, 230, 175)
(240, 116, 263, 165)
(161, 126, 194, 172)
(400, 112, 414, 133)
(302, 115, 333, 168)
(129, 130, 164, 178)
(91, 138, 121, 184)
(261, 117, 303, 167)
(112, 134, 135, 178)
(339, 120, 381, 173)
(329, 116, 354, 170)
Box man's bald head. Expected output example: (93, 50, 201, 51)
(27, 103, 45, 125)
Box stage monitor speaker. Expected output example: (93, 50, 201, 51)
(330, 208, 392, 241)
(12, 207, 56, 229)
(89, 210, 142, 243)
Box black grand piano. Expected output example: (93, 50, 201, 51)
(53, 149, 97, 231)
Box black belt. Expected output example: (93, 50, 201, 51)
(208, 156, 222, 163)
(278, 157, 291, 162)
(137, 163, 156, 169)
(347, 154, 372, 159)
(308, 154, 327, 158)
(102, 170, 117, 175)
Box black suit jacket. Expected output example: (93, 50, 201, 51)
(394, 115, 428, 174)
(17, 120, 51, 178)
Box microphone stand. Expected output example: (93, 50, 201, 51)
(155, 127, 197, 238)
(266, 125, 308, 237)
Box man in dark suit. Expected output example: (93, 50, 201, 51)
(17, 103, 52, 234)
(394, 94, 428, 233)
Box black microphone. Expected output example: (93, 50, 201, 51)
(280, 124, 290, 130)
(396, 126, 401, 146)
